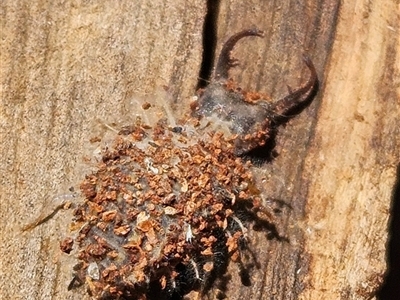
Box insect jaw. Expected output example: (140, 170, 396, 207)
(269, 55, 319, 121)
(193, 28, 318, 157)
(214, 28, 265, 81)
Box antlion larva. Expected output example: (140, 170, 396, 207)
(61, 28, 318, 300)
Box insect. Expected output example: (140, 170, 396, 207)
(61, 28, 318, 299)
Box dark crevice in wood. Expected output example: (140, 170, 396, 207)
(196, 0, 220, 89)
(378, 163, 400, 299)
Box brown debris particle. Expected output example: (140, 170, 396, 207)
(142, 102, 151, 110)
(60, 237, 74, 254)
(114, 224, 131, 236)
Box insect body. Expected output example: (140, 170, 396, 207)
(62, 28, 318, 300)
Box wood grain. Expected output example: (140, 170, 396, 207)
(301, 1, 399, 299)
(211, 1, 341, 299)
(209, 1, 399, 299)
(0, 1, 206, 299)
(1, 0, 398, 300)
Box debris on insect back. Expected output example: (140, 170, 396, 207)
(61, 28, 318, 300)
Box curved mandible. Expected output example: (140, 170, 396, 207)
(214, 28, 264, 81)
(269, 55, 318, 119)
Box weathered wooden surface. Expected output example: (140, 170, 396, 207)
(0, 1, 206, 299)
(213, 1, 399, 300)
(300, 1, 399, 298)
(211, 1, 340, 299)
(1, 1, 398, 300)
